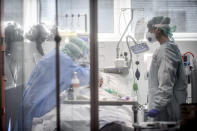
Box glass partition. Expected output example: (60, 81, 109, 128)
(98, 0, 197, 130)
(2, 0, 197, 131)
(3, 0, 91, 131)
(3, 0, 24, 130)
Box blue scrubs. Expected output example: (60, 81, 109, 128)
(15, 50, 90, 131)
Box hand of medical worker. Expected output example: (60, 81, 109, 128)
(146, 109, 158, 117)
(99, 76, 103, 87)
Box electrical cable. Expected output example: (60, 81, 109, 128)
(183, 52, 194, 58)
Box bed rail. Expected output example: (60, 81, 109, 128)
(63, 100, 139, 123)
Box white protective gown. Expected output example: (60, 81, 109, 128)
(148, 41, 187, 121)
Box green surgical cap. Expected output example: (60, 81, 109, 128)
(62, 36, 89, 60)
(147, 16, 176, 41)
(160, 26, 176, 41)
(62, 42, 83, 60)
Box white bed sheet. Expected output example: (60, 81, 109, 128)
(32, 104, 133, 131)
(32, 72, 135, 131)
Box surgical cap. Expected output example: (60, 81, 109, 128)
(147, 16, 171, 29)
(62, 37, 89, 61)
(147, 16, 176, 41)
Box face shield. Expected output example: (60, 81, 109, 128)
(146, 16, 176, 43)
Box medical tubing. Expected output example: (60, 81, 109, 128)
(126, 35, 133, 69)
(116, 10, 134, 58)
(126, 35, 138, 94)
(118, 11, 122, 35)
(183, 52, 194, 58)
(126, 35, 138, 45)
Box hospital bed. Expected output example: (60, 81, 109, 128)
(14, 48, 139, 131)
(30, 69, 138, 131)
(31, 86, 138, 131)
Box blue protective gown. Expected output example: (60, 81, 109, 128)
(15, 50, 90, 131)
(148, 41, 187, 121)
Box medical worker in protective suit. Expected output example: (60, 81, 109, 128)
(14, 36, 90, 131)
(146, 16, 187, 121)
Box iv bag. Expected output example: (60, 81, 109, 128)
(134, 18, 147, 41)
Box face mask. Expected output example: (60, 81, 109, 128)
(146, 32, 157, 43)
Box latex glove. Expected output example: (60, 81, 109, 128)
(146, 109, 158, 117)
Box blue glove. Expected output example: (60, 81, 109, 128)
(146, 109, 158, 117)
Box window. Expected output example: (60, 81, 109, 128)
(131, 0, 197, 33)
(40, 0, 55, 26)
(4, 0, 23, 25)
(98, 0, 114, 33)
(40, 0, 114, 33)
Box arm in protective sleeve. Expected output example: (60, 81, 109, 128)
(153, 49, 179, 111)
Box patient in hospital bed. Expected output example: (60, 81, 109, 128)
(14, 36, 134, 131)
(31, 71, 134, 131)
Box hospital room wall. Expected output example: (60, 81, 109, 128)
(98, 40, 197, 121)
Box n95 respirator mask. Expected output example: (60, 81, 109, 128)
(146, 32, 157, 43)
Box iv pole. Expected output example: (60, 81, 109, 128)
(116, 9, 134, 58)
(116, 8, 144, 58)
